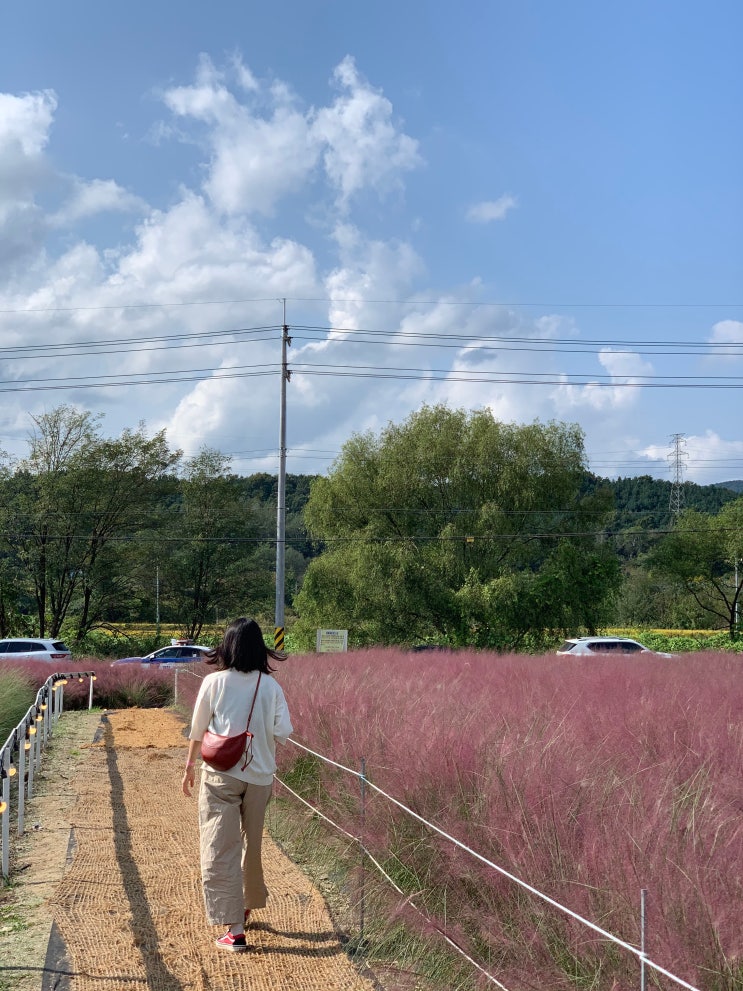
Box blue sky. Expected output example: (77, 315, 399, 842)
(1, 1, 742, 484)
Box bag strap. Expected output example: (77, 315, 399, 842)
(245, 671, 262, 732)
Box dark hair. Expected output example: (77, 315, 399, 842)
(206, 617, 285, 673)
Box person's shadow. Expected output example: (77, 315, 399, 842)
(103, 718, 185, 990)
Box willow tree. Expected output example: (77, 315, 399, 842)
(294, 404, 619, 648)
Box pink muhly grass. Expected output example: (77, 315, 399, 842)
(55, 658, 186, 709)
(271, 648, 743, 989)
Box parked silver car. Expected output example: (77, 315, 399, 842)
(556, 636, 675, 658)
(0, 638, 72, 664)
(112, 644, 211, 666)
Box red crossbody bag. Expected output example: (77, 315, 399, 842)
(200, 672, 262, 772)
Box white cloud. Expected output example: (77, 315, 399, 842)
(324, 222, 424, 330)
(163, 56, 316, 216)
(160, 54, 421, 217)
(231, 55, 259, 93)
(0, 89, 58, 274)
(50, 179, 147, 227)
(699, 320, 743, 373)
(1, 56, 738, 489)
(466, 194, 517, 224)
(553, 348, 654, 412)
(0, 57, 423, 468)
(709, 319, 743, 343)
(0, 90, 56, 157)
(312, 56, 422, 209)
(534, 313, 579, 339)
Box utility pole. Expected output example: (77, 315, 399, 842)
(274, 300, 290, 651)
(668, 433, 687, 520)
(155, 565, 160, 641)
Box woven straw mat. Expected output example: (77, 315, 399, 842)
(49, 707, 376, 991)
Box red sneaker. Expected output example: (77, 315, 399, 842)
(215, 930, 247, 952)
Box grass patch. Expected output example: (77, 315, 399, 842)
(0, 903, 26, 934)
(0, 670, 34, 746)
(267, 794, 479, 991)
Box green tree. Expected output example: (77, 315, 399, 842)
(153, 449, 266, 639)
(0, 406, 180, 637)
(294, 405, 620, 648)
(650, 500, 743, 638)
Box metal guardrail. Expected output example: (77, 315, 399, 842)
(0, 670, 96, 880)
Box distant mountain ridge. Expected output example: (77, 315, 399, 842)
(716, 479, 743, 494)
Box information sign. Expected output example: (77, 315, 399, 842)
(316, 629, 348, 653)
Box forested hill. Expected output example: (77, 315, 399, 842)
(250, 471, 741, 538)
(582, 473, 740, 530)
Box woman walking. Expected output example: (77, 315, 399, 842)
(182, 617, 293, 951)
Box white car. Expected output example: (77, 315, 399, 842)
(0, 638, 72, 664)
(556, 636, 675, 658)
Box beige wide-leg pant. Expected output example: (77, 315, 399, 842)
(198, 767, 273, 926)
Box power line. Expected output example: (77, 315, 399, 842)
(2, 321, 740, 358)
(291, 333, 743, 358)
(0, 325, 281, 361)
(0, 367, 280, 394)
(0, 524, 739, 545)
(293, 324, 743, 351)
(2, 295, 742, 315)
(0, 298, 282, 314)
(6, 355, 743, 393)
(293, 366, 743, 388)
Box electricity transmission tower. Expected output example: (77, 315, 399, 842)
(668, 433, 688, 519)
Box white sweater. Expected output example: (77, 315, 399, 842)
(189, 668, 293, 786)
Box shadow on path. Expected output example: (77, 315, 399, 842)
(103, 718, 183, 991)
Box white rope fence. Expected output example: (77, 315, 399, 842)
(171, 662, 705, 991)
(283, 737, 703, 991)
(274, 770, 512, 990)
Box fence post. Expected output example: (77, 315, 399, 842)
(43, 690, 51, 746)
(640, 888, 647, 991)
(1, 749, 10, 880)
(18, 732, 27, 836)
(26, 723, 36, 800)
(33, 711, 43, 776)
(359, 757, 367, 944)
(34, 708, 44, 767)
(88, 674, 95, 710)
(174, 667, 179, 706)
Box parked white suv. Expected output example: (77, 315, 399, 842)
(0, 638, 72, 664)
(556, 637, 675, 658)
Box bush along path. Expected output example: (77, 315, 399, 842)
(13, 708, 377, 991)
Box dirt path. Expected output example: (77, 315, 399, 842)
(3, 708, 378, 991)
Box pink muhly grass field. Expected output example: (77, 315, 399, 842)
(16, 657, 184, 710)
(270, 649, 743, 990)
